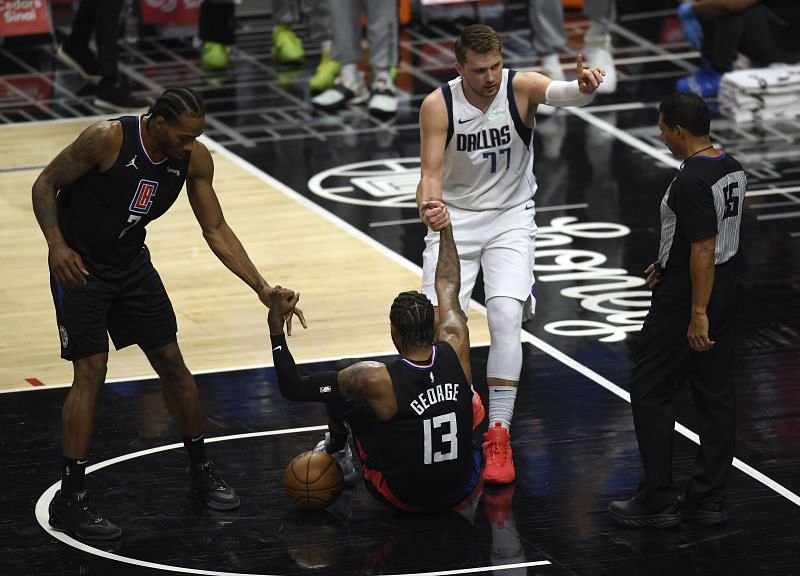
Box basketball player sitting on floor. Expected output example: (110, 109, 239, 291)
(267, 207, 485, 513)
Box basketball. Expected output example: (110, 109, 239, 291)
(284, 450, 344, 510)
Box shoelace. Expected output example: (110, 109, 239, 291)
(202, 464, 227, 490)
(75, 496, 104, 523)
(483, 439, 508, 465)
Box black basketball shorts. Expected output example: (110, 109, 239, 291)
(50, 247, 178, 361)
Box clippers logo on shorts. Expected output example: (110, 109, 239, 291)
(59, 325, 68, 349)
(129, 179, 159, 214)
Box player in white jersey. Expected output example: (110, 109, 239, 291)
(416, 24, 605, 484)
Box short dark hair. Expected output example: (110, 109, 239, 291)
(146, 87, 205, 127)
(659, 92, 710, 136)
(454, 24, 502, 65)
(390, 291, 435, 350)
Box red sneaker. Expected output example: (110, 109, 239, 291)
(483, 484, 515, 527)
(482, 422, 515, 485)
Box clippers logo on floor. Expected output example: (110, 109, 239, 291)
(129, 179, 159, 214)
(308, 157, 421, 208)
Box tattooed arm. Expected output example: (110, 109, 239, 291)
(433, 224, 471, 382)
(32, 121, 122, 286)
(330, 361, 394, 421)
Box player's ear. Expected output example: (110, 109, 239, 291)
(153, 115, 168, 132)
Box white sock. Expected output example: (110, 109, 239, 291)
(586, 21, 610, 42)
(540, 53, 564, 81)
(488, 386, 517, 431)
(340, 63, 360, 86)
(541, 53, 559, 70)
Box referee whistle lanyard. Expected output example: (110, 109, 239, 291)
(680, 144, 715, 169)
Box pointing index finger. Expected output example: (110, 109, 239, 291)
(577, 53, 584, 78)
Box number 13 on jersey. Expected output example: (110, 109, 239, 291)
(423, 412, 458, 464)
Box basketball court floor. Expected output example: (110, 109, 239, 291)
(1, 1, 798, 575)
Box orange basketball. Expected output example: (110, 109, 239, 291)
(284, 450, 344, 510)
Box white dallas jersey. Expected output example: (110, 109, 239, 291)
(442, 68, 537, 211)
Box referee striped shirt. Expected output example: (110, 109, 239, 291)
(657, 151, 746, 269)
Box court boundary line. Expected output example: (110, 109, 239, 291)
(203, 132, 800, 506)
(34, 425, 552, 576)
(10, 118, 799, 509)
(209, 133, 800, 510)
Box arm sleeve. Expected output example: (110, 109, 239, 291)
(270, 334, 343, 402)
(544, 80, 596, 107)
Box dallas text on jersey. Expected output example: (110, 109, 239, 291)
(456, 125, 511, 153)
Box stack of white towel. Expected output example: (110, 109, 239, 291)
(718, 64, 800, 123)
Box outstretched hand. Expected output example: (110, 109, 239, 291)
(262, 285, 306, 335)
(420, 199, 450, 231)
(576, 53, 606, 94)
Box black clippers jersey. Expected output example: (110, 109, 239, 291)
(371, 341, 475, 508)
(57, 115, 190, 270)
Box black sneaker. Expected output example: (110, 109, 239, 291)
(676, 494, 728, 525)
(56, 44, 101, 83)
(608, 496, 682, 528)
(48, 490, 122, 540)
(94, 81, 149, 113)
(189, 461, 240, 511)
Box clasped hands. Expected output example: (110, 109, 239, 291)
(420, 199, 450, 231)
(262, 285, 306, 335)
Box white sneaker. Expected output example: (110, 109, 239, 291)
(311, 74, 368, 111)
(540, 53, 565, 81)
(584, 34, 617, 94)
(367, 75, 398, 116)
(314, 432, 357, 483)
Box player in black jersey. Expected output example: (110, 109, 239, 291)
(32, 88, 306, 540)
(267, 211, 486, 513)
(609, 93, 746, 528)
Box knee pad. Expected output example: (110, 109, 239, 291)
(486, 296, 524, 381)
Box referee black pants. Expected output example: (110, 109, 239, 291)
(630, 264, 738, 509)
(701, 4, 800, 71)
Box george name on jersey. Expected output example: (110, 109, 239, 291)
(456, 125, 510, 153)
(410, 382, 460, 415)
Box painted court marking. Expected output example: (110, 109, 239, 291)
(35, 425, 551, 576)
(10, 117, 799, 572)
(213, 133, 800, 510)
(12, 117, 800, 510)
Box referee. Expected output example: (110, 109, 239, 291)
(609, 92, 746, 528)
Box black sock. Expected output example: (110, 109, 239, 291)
(61, 458, 87, 495)
(328, 428, 348, 453)
(182, 433, 207, 466)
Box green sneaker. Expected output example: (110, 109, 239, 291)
(272, 25, 304, 64)
(201, 41, 229, 70)
(309, 53, 341, 93)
